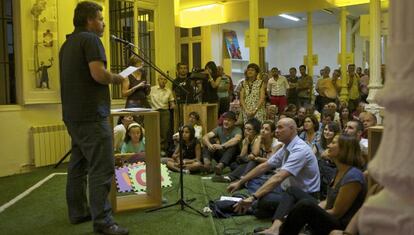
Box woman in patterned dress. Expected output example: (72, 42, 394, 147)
(239, 63, 266, 123)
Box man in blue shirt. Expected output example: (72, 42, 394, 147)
(60, 2, 128, 234)
(228, 118, 320, 217)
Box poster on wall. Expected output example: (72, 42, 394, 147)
(24, 0, 60, 104)
(223, 30, 242, 59)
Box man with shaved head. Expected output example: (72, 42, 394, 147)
(227, 118, 320, 219)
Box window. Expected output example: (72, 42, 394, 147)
(0, 0, 15, 104)
(180, 28, 188, 37)
(179, 27, 202, 71)
(180, 43, 189, 65)
(192, 42, 201, 70)
(191, 27, 201, 37)
(109, 0, 134, 99)
(138, 8, 155, 85)
(109, 0, 156, 99)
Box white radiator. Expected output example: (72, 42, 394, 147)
(30, 124, 71, 167)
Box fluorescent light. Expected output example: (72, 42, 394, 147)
(182, 3, 220, 12)
(322, 9, 334, 15)
(279, 14, 300, 22)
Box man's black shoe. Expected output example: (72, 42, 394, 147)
(94, 223, 129, 235)
(70, 215, 92, 224)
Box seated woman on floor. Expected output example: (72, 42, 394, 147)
(315, 122, 341, 158)
(121, 123, 146, 154)
(212, 118, 261, 182)
(299, 115, 320, 150)
(213, 120, 282, 183)
(256, 134, 366, 235)
(163, 125, 203, 173)
(315, 122, 341, 199)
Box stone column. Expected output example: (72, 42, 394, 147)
(365, 0, 384, 123)
(249, 0, 259, 64)
(357, 0, 414, 234)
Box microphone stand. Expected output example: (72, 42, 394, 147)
(113, 36, 206, 217)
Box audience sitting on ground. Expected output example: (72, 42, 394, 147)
(212, 118, 262, 183)
(284, 104, 297, 118)
(305, 104, 321, 122)
(326, 102, 341, 124)
(113, 115, 134, 152)
(339, 106, 352, 131)
(361, 111, 377, 138)
(329, 173, 383, 235)
(266, 105, 278, 124)
(343, 120, 368, 165)
(163, 125, 203, 174)
(173, 111, 203, 141)
(227, 118, 320, 220)
(256, 121, 283, 162)
(202, 111, 242, 174)
(320, 109, 336, 129)
(299, 115, 320, 150)
(315, 122, 341, 199)
(316, 122, 341, 159)
(294, 106, 306, 134)
(256, 134, 366, 235)
(121, 123, 146, 154)
(352, 101, 365, 120)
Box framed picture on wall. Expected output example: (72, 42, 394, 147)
(223, 30, 242, 59)
(23, 0, 60, 104)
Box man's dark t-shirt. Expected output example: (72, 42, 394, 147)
(59, 28, 109, 122)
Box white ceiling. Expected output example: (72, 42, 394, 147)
(263, 4, 387, 29)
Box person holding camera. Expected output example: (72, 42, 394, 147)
(201, 61, 221, 104)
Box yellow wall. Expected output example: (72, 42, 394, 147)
(0, 0, 176, 177)
(177, 0, 332, 28)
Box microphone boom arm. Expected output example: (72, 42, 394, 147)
(112, 35, 189, 95)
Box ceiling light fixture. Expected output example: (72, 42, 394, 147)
(279, 14, 300, 22)
(322, 9, 334, 15)
(182, 3, 220, 12)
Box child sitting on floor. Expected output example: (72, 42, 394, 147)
(163, 125, 203, 173)
(121, 122, 146, 154)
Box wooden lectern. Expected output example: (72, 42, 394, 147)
(110, 109, 161, 212)
(367, 125, 384, 190)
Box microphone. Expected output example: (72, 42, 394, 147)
(111, 35, 133, 46)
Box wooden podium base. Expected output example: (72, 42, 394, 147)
(110, 109, 161, 212)
(178, 103, 218, 134)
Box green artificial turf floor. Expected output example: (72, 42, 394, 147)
(0, 165, 270, 235)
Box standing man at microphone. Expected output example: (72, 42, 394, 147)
(59, 2, 128, 235)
